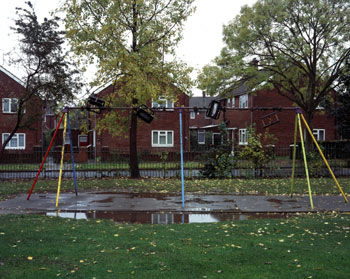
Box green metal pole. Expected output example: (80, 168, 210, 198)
(297, 113, 314, 209)
(290, 115, 298, 197)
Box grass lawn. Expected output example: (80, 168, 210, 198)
(0, 161, 204, 171)
(1, 177, 350, 201)
(0, 213, 349, 278)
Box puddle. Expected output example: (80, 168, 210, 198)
(45, 211, 293, 224)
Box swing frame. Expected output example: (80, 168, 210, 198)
(27, 106, 348, 209)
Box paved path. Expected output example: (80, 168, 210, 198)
(0, 192, 349, 215)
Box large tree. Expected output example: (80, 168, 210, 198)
(63, 0, 195, 178)
(0, 1, 81, 155)
(199, 0, 350, 132)
(331, 59, 350, 139)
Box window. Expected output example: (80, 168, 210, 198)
(227, 98, 235, 107)
(239, 129, 248, 145)
(313, 129, 325, 141)
(198, 129, 205, 144)
(152, 130, 174, 147)
(64, 133, 70, 145)
(239, 94, 248, 108)
(152, 97, 174, 109)
(2, 98, 18, 113)
(190, 111, 195, 119)
(2, 133, 25, 149)
(152, 213, 174, 224)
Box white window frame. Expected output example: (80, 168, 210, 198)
(227, 98, 235, 108)
(152, 97, 174, 109)
(64, 133, 70, 145)
(2, 98, 18, 113)
(312, 129, 325, 141)
(2, 133, 26, 149)
(152, 213, 174, 224)
(190, 111, 195, 119)
(231, 97, 235, 108)
(239, 129, 248, 145)
(239, 94, 248, 108)
(78, 135, 88, 147)
(152, 130, 174, 147)
(198, 129, 205, 144)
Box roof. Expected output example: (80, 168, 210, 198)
(0, 65, 25, 87)
(230, 83, 248, 97)
(189, 96, 217, 108)
(93, 80, 113, 95)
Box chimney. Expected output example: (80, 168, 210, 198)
(202, 91, 206, 98)
(251, 58, 259, 67)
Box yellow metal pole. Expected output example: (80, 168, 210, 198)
(297, 114, 314, 209)
(56, 113, 67, 207)
(290, 115, 298, 197)
(300, 114, 348, 203)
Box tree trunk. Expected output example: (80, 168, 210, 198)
(129, 98, 140, 178)
(0, 126, 20, 159)
(304, 111, 314, 152)
(0, 109, 23, 159)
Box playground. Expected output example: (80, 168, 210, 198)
(1, 104, 350, 277)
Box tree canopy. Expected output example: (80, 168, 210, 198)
(198, 0, 350, 125)
(330, 59, 350, 139)
(63, 0, 195, 177)
(1, 1, 81, 155)
(64, 0, 194, 103)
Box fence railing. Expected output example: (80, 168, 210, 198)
(1, 145, 349, 179)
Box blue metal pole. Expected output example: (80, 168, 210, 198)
(67, 112, 78, 196)
(179, 108, 185, 208)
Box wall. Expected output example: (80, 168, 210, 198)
(0, 68, 43, 153)
(92, 84, 190, 153)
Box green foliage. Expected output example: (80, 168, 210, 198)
(13, 1, 81, 104)
(201, 123, 236, 178)
(63, 0, 195, 110)
(1, 1, 82, 154)
(239, 127, 277, 175)
(1, 177, 350, 200)
(306, 150, 325, 177)
(63, 0, 195, 177)
(198, 0, 350, 126)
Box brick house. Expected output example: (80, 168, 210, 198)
(85, 82, 191, 156)
(190, 86, 336, 152)
(0, 66, 43, 155)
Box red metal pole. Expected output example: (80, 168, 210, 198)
(27, 112, 65, 200)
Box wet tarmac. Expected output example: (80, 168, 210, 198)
(0, 192, 349, 224)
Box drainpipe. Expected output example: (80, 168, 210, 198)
(250, 95, 253, 127)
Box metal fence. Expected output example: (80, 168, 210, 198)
(1, 145, 350, 179)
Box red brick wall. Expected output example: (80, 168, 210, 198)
(208, 89, 336, 147)
(93, 84, 190, 152)
(252, 89, 336, 146)
(0, 69, 43, 152)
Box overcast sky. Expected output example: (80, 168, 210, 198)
(0, 0, 256, 94)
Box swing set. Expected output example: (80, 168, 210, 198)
(26, 103, 348, 210)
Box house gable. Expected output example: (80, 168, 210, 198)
(0, 66, 42, 152)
